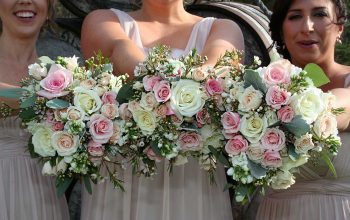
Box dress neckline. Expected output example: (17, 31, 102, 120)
(122, 11, 208, 53)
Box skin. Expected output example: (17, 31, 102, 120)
(0, 0, 48, 109)
(282, 0, 350, 131)
(81, 0, 244, 77)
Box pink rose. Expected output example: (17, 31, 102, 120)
(53, 122, 64, 131)
(196, 108, 211, 125)
(109, 122, 122, 145)
(102, 91, 117, 104)
(154, 104, 168, 118)
(265, 86, 291, 109)
(225, 135, 248, 155)
(261, 150, 282, 168)
(221, 112, 240, 135)
(177, 132, 203, 151)
(143, 75, 161, 92)
(119, 103, 132, 120)
(37, 64, 73, 99)
(87, 140, 105, 157)
(205, 78, 224, 96)
(144, 147, 162, 162)
(261, 128, 285, 151)
(88, 114, 114, 144)
(277, 106, 294, 123)
(153, 80, 171, 102)
(262, 59, 291, 87)
(171, 114, 183, 126)
(101, 104, 119, 119)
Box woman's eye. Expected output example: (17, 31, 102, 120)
(287, 14, 302, 20)
(314, 12, 328, 17)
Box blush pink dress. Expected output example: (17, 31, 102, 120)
(80, 9, 234, 220)
(255, 74, 350, 220)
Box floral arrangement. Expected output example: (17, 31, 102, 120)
(0, 54, 128, 196)
(217, 56, 344, 203)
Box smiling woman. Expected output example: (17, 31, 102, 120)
(0, 0, 69, 219)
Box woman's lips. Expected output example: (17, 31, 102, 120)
(13, 10, 37, 22)
(297, 40, 318, 49)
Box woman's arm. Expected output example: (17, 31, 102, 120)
(201, 19, 244, 65)
(80, 9, 145, 76)
(331, 87, 350, 131)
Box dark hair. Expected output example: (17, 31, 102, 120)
(269, 0, 348, 60)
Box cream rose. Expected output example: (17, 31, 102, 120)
(294, 133, 315, 154)
(32, 126, 56, 157)
(290, 88, 325, 123)
(246, 143, 264, 163)
(190, 67, 209, 81)
(42, 160, 67, 175)
(140, 92, 158, 110)
(51, 131, 79, 156)
(313, 112, 338, 139)
(238, 86, 263, 112)
(101, 104, 119, 119)
(270, 171, 295, 190)
(80, 79, 97, 89)
(170, 79, 205, 117)
(73, 87, 102, 114)
(132, 110, 157, 135)
(28, 63, 47, 80)
(67, 106, 85, 121)
(240, 114, 268, 143)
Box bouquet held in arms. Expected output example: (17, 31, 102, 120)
(216, 54, 344, 203)
(0, 54, 128, 196)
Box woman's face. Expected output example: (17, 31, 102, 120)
(0, 0, 48, 38)
(282, 0, 343, 67)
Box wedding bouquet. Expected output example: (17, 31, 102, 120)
(0, 54, 128, 196)
(115, 45, 243, 180)
(216, 55, 344, 203)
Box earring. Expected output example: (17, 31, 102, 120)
(336, 36, 342, 44)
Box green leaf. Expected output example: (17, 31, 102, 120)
(243, 69, 267, 93)
(218, 153, 230, 167)
(116, 83, 134, 104)
(304, 63, 330, 87)
(150, 140, 162, 156)
(20, 95, 37, 108)
(287, 144, 300, 161)
(247, 159, 267, 179)
(283, 115, 310, 138)
(46, 99, 70, 109)
(19, 108, 37, 121)
(56, 177, 74, 198)
(102, 63, 113, 72)
(82, 176, 92, 194)
(0, 88, 26, 99)
(208, 145, 219, 157)
(320, 151, 337, 178)
(38, 56, 55, 64)
(223, 183, 235, 192)
(27, 136, 40, 158)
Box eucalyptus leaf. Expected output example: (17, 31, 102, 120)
(46, 99, 70, 109)
(83, 176, 92, 194)
(243, 69, 267, 93)
(102, 63, 113, 72)
(218, 153, 230, 167)
(283, 115, 310, 138)
(0, 88, 26, 99)
(208, 145, 219, 158)
(304, 63, 330, 87)
(116, 83, 134, 104)
(247, 159, 267, 179)
(287, 144, 300, 161)
(56, 177, 74, 198)
(20, 95, 37, 108)
(38, 56, 55, 64)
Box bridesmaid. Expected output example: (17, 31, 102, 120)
(255, 0, 350, 219)
(79, 0, 243, 219)
(0, 0, 69, 219)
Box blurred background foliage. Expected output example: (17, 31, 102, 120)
(55, 0, 350, 65)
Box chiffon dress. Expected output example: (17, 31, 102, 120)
(80, 8, 233, 220)
(256, 74, 350, 220)
(0, 116, 69, 220)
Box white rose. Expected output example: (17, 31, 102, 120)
(94, 85, 108, 96)
(28, 63, 47, 80)
(67, 106, 85, 121)
(281, 154, 309, 172)
(229, 82, 244, 101)
(173, 155, 188, 166)
(74, 87, 102, 114)
(313, 112, 338, 139)
(265, 110, 278, 126)
(32, 126, 56, 157)
(140, 92, 158, 111)
(238, 86, 263, 112)
(240, 114, 268, 143)
(290, 88, 325, 123)
(246, 143, 264, 163)
(294, 133, 315, 154)
(63, 55, 79, 71)
(200, 125, 224, 153)
(42, 159, 67, 175)
(80, 79, 96, 89)
(132, 110, 157, 135)
(170, 79, 205, 117)
(51, 131, 79, 156)
(270, 170, 295, 190)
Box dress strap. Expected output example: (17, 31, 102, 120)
(344, 73, 350, 88)
(109, 8, 143, 48)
